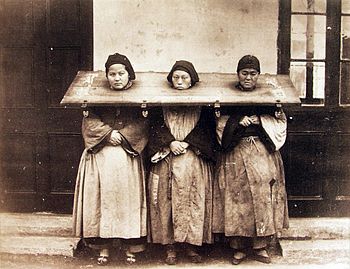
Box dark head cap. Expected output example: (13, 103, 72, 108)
(104, 53, 136, 80)
(236, 55, 260, 73)
(167, 60, 199, 87)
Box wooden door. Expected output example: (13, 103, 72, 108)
(281, 109, 350, 217)
(0, 0, 92, 213)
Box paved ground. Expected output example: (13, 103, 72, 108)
(0, 244, 349, 269)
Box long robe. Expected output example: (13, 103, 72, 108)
(147, 106, 216, 246)
(213, 106, 289, 237)
(73, 107, 149, 239)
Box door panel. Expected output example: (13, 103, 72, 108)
(48, 48, 81, 107)
(48, 133, 83, 192)
(45, 0, 91, 213)
(0, 0, 46, 212)
(1, 48, 35, 107)
(0, 0, 36, 45)
(284, 109, 350, 217)
(0, 0, 92, 213)
(1, 134, 37, 192)
(285, 132, 326, 198)
(48, 0, 81, 45)
(44, 0, 91, 213)
(282, 131, 328, 217)
(333, 134, 350, 200)
(45, 133, 83, 213)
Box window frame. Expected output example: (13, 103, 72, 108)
(340, 5, 350, 106)
(278, 0, 347, 108)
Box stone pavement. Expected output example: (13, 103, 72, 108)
(0, 214, 349, 268)
(0, 242, 349, 269)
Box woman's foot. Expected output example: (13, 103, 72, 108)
(97, 248, 109, 266)
(125, 250, 136, 265)
(97, 256, 109, 266)
(185, 247, 202, 263)
(252, 248, 271, 264)
(165, 245, 177, 265)
(231, 250, 247, 265)
(189, 253, 202, 263)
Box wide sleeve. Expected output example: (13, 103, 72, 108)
(118, 111, 150, 155)
(147, 107, 175, 158)
(221, 113, 246, 152)
(81, 107, 113, 152)
(260, 109, 287, 151)
(183, 107, 217, 162)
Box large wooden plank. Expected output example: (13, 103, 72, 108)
(60, 71, 301, 106)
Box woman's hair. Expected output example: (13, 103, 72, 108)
(167, 60, 199, 87)
(104, 53, 136, 80)
(236, 55, 260, 73)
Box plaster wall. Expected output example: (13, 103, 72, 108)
(93, 0, 279, 74)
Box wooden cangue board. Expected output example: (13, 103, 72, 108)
(60, 71, 300, 107)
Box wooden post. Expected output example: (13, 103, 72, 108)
(305, 0, 315, 100)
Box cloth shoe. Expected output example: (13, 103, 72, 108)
(165, 245, 177, 265)
(252, 248, 271, 264)
(231, 250, 247, 265)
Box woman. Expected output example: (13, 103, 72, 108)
(147, 60, 216, 265)
(213, 55, 289, 265)
(72, 53, 149, 265)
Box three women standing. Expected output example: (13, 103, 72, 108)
(72, 53, 289, 266)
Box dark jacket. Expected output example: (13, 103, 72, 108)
(82, 106, 149, 155)
(148, 106, 217, 162)
(221, 106, 278, 152)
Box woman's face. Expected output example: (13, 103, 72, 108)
(107, 64, 129, 90)
(238, 68, 259, 90)
(172, 70, 192, 90)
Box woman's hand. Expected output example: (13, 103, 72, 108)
(249, 115, 260, 125)
(170, 141, 188, 155)
(180, 141, 189, 149)
(109, 130, 122, 146)
(239, 116, 252, 127)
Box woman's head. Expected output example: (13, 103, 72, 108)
(236, 55, 260, 91)
(167, 60, 199, 90)
(105, 53, 135, 90)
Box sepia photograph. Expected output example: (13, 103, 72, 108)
(0, 0, 349, 268)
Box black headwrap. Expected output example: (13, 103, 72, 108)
(167, 60, 199, 87)
(236, 55, 261, 73)
(104, 53, 136, 80)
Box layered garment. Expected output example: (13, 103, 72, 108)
(213, 106, 289, 238)
(147, 106, 216, 246)
(73, 107, 149, 239)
